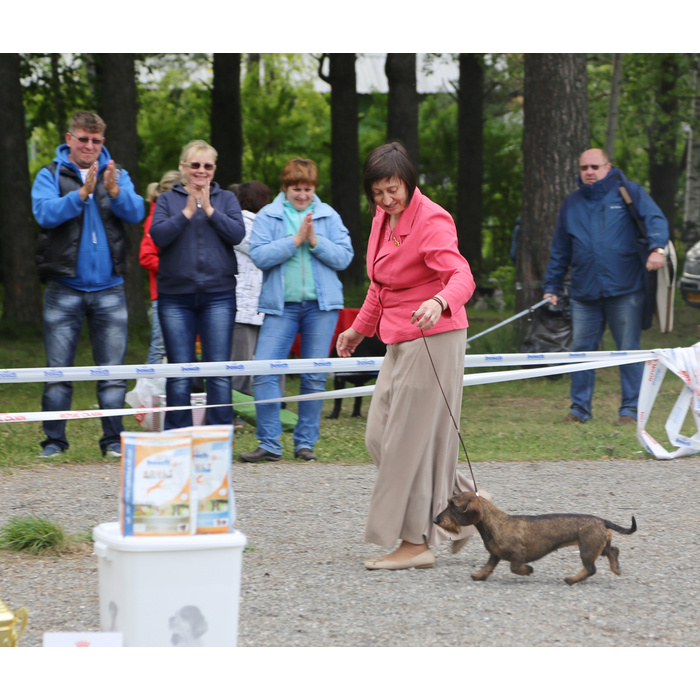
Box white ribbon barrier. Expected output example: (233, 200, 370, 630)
(4, 345, 700, 460)
(0, 350, 654, 425)
(0, 348, 655, 384)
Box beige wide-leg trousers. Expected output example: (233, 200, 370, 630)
(364, 328, 476, 548)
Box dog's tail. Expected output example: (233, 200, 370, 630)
(603, 515, 637, 535)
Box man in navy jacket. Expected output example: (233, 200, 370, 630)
(32, 110, 144, 458)
(543, 148, 668, 425)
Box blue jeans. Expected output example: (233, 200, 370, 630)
(146, 299, 166, 365)
(158, 291, 236, 429)
(569, 290, 644, 422)
(252, 301, 338, 455)
(41, 280, 128, 453)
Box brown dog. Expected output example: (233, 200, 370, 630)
(434, 492, 637, 585)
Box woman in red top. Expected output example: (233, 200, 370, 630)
(337, 143, 486, 570)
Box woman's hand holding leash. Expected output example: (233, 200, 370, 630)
(411, 295, 446, 330)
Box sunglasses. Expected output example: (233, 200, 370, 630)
(580, 163, 608, 171)
(71, 134, 104, 145)
(183, 162, 215, 171)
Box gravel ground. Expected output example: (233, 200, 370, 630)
(1, 456, 699, 648)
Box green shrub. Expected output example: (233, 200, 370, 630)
(0, 516, 68, 554)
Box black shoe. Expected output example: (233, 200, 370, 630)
(294, 448, 317, 462)
(239, 447, 281, 463)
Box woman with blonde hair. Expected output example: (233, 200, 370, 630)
(151, 140, 244, 429)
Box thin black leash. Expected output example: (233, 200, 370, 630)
(419, 329, 479, 496)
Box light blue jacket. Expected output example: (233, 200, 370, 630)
(249, 192, 354, 315)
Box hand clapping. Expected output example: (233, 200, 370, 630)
(183, 182, 213, 219)
(293, 213, 317, 248)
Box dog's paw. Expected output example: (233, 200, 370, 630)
(471, 571, 490, 582)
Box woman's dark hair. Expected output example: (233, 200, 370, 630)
(235, 180, 271, 213)
(362, 142, 418, 210)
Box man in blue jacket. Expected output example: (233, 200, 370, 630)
(32, 111, 144, 458)
(543, 148, 668, 425)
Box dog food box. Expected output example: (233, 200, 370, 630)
(120, 432, 195, 536)
(172, 425, 235, 534)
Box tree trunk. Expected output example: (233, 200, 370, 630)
(648, 54, 681, 243)
(518, 54, 590, 315)
(211, 53, 242, 189)
(605, 53, 623, 162)
(50, 53, 68, 135)
(98, 53, 147, 328)
(386, 53, 419, 168)
(0, 53, 43, 326)
(682, 57, 700, 251)
(457, 53, 484, 274)
(325, 54, 364, 285)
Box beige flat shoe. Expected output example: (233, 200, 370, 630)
(364, 549, 435, 570)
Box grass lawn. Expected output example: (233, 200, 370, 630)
(1, 295, 699, 471)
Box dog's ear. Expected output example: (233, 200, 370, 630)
(462, 497, 484, 525)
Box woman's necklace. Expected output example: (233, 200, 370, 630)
(386, 216, 401, 247)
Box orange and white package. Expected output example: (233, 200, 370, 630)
(120, 432, 194, 536)
(172, 425, 234, 534)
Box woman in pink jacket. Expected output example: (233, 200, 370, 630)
(337, 142, 482, 570)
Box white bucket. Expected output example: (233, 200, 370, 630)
(93, 522, 247, 647)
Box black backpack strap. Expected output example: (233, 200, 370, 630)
(614, 171, 648, 244)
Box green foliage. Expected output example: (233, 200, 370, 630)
(482, 114, 523, 269)
(0, 516, 67, 554)
(418, 93, 458, 213)
(21, 53, 95, 178)
(483, 54, 524, 119)
(358, 92, 387, 159)
(240, 55, 331, 197)
(137, 55, 212, 189)
(487, 263, 516, 308)
(587, 54, 693, 181)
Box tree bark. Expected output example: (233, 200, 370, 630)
(211, 53, 242, 189)
(386, 54, 419, 168)
(605, 53, 623, 162)
(326, 54, 364, 285)
(682, 57, 700, 251)
(457, 53, 484, 274)
(98, 53, 147, 329)
(518, 54, 590, 314)
(0, 53, 43, 326)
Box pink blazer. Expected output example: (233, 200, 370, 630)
(353, 188, 475, 345)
